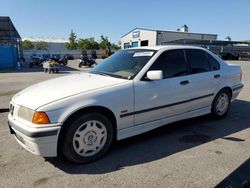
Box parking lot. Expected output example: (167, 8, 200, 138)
(0, 60, 250, 188)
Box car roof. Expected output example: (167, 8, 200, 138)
(128, 45, 206, 51)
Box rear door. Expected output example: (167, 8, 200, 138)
(184, 49, 221, 111)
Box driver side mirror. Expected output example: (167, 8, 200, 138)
(146, 70, 163, 81)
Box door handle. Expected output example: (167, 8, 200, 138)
(180, 80, 189, 85)
(214, 74, 221, 78)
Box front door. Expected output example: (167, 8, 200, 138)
(134, 49, 192, 125)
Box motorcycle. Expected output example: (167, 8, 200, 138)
(51, 56, 68, 65)
(79, 55, 97, 68)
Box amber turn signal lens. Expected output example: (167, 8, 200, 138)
(32, 111, 50, 124)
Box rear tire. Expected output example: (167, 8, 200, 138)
(211, 89, 231, 119)
(60, 113, 114, 164)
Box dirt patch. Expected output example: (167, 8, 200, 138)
(33, 177, 50, 187)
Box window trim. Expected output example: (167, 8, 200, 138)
(140, 48, 221, 81)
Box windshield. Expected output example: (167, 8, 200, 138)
(90, 49, 157, 79)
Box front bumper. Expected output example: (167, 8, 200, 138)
(8, 115, 61, 157)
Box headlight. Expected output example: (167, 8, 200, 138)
(18, 106, 50, 124)
(18, 106, 34, 122)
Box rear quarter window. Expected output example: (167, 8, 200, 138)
(207, 53, 220, 70)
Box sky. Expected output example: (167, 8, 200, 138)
(0, 0, 249, 43)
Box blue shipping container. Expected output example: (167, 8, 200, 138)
(0, 45, 18, 68)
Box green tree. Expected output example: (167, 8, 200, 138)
(110, 43, 121, 50)
(65, 30, 78, 50)
(35, 41, 48, 50)
(78, 38, 99, 50)
(22, 40, 34, 50)
(99, 35, 111, 50)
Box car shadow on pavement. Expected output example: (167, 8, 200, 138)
(0, 108, 9, 113)
(215, 157, 250, 188)
(46, 99, 250, 179)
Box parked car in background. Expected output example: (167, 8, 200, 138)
(8, 45, 243, 164)
(220, 52, 240, 60)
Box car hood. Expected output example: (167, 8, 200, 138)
(12, 73, 128, 110)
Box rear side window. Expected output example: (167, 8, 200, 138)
(185, 49, 210, 74)
(207, 53, 220, 70)
(149, 49, 188, 79)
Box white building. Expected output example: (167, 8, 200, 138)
(22, 37, 68, 52)
(121, 25, 217, 49)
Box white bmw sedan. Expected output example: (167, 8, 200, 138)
(8, 45, 243, 163)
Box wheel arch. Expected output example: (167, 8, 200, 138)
(57, 105, 117, 155)
(217, 86, 233, 99)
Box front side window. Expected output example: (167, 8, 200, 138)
(185, 49, 210, 74)
(90, 49, 157, 79)
(149, 49, 188, 79)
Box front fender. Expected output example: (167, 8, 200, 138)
(37, 82, 134, 130)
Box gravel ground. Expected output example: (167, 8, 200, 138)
(0, 60, 250, 188)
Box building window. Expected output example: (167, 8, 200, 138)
(140, 40, 148, 46)
(124, 43, 130, 49)
(132, 31, 140, 38)
(132, 42, 138, 47)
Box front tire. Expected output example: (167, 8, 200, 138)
(211, 89, 231, 119)
(60, 113, 114, 164)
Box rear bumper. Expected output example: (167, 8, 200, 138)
(8, 115, 61, 157)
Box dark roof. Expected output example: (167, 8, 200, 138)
(0, 16, 21, 39)
(161, 38, 250, 46)
(121, 27, 217, 38)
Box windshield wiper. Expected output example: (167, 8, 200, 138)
(95, 71, 127, 79)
